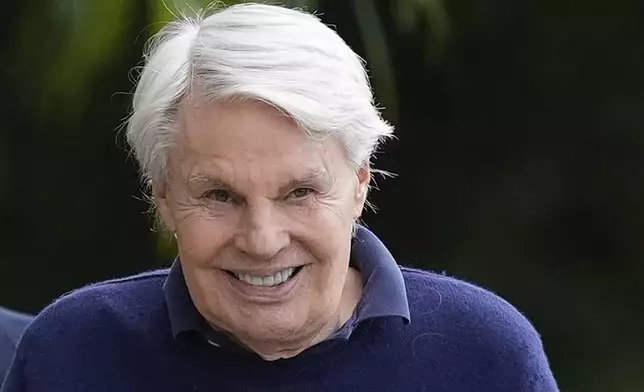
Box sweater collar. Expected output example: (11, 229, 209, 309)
(164, 225, 410, 343)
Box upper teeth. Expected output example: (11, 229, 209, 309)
(235, 267, 295, 287)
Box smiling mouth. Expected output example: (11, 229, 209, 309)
(226, 266, 304, 287)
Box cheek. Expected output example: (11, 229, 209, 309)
(295, 207, 353, 275)
(294, 193, 355, 227)
(174, 210, 236, 266)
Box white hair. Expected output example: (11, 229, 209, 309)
(126, 2, 394, 187)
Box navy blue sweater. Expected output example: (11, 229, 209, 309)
(2, 266, 558, 391)
(0, 308, 33, 385)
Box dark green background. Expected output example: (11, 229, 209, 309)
(1, 0, 643, 390)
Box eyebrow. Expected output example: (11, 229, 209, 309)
(278, 169, 332, 194)
(185, 169, 331, 195)
(186, 173, 233, 189)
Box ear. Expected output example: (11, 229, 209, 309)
(352, 165, 370, 219)
(153, 181, 176, 233)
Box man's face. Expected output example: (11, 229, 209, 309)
(156, 99, 369, 358)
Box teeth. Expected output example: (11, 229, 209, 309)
(235, 267, 295, 287)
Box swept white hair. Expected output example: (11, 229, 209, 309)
(126, 2, 394, 187)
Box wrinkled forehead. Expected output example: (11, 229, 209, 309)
(168, 99, 350, 192)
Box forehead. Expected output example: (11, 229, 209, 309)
(172, 99, 348, 185)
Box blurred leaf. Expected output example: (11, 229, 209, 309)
(280, 0, 319, 10)
(148, 0, 258, 29)
(351, 0, 399, 124)
(149, 0, 206, 31)
(392, 0, 451, 64)
(35, 0, 134, 127)
(395, 1, 420, 31)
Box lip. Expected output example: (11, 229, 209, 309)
(223, 266, 305, 303)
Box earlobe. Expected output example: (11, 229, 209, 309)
(353, 166, 370, 218)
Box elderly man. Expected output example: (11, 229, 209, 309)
(2, 3, 558, 391)
(0, 307, 33, 385)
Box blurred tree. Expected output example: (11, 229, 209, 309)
(1, 0, 157, 310)
(1, 0, 643, 391)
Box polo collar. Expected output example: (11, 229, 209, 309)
(164, 225, 410, 341)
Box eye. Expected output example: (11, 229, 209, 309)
(290, 188, 313, 199)
(204, 189, 233, 203)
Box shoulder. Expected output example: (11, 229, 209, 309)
(0, 307, 34, 381)
(5, 270, 173, 388)
(402, 266, 539, 341)
(400, 266, 559, 390)
(19, 269, 170, 351)
(34, 268, 168, 321)
(0, 307, 33, 344)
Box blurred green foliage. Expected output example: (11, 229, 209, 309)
(2, 0, 644, 391)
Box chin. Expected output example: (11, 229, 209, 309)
(232, 325, 310, 358)
(234, 311, 307, 342)
(256, 348, 304, 361)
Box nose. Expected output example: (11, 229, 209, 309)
(234, 201, 289, 260)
